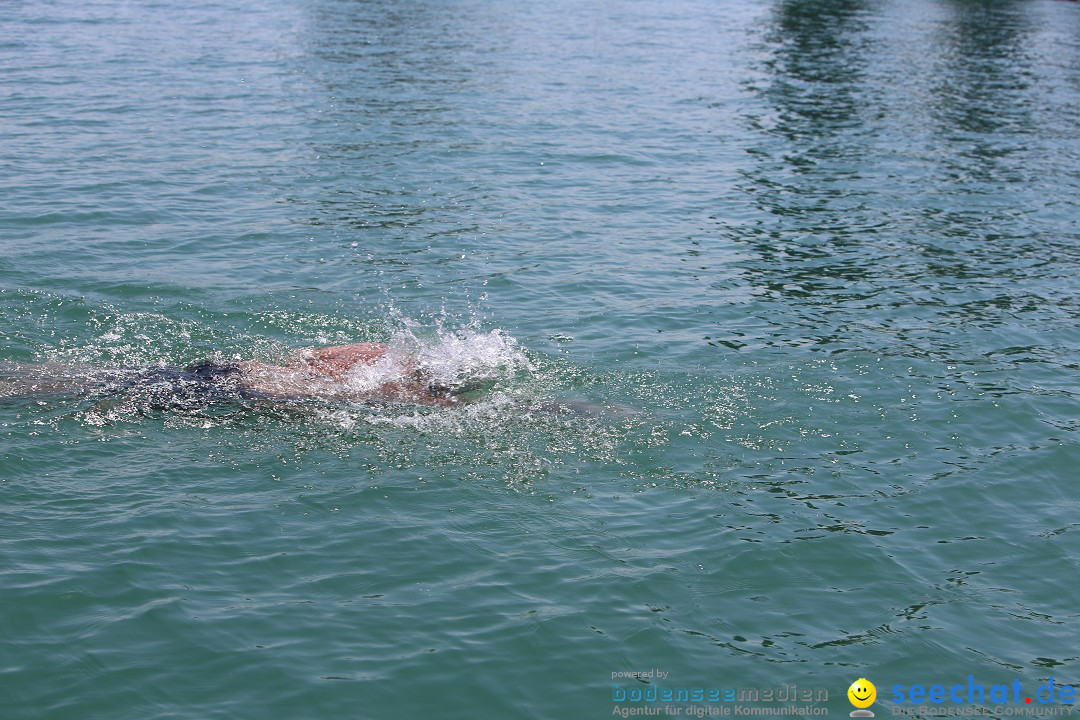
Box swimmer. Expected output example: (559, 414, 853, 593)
(0, 342, 473, 408)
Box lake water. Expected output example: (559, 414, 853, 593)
(1, 0, 1078, 718)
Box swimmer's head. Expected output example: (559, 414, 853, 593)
(411, 368, 485, 398)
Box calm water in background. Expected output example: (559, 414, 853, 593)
(2, 0, 1079, 717)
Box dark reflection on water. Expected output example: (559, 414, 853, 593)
(733, 0, 1080, 385)
(764, 0, 872, 135)
(928, 0, 1039, 205)
(933, 0, 1036, 135)
(738, 0, 896, 349)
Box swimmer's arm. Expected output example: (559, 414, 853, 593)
(285, 343, 389, 377)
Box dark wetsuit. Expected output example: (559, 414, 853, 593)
(111, 361, 253, 407)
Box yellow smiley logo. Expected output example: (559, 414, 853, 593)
(848, 678, 877, 709)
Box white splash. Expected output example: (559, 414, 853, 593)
(377, 320, 532, 394)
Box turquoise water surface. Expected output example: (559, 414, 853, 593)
(2, 0, 1079, 718)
